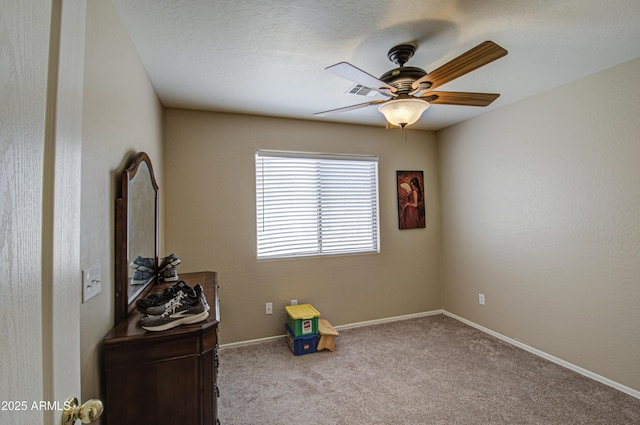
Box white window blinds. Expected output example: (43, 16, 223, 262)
(256, 150, 379, 259)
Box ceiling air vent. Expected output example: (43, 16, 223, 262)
(345, 83, 376, 97)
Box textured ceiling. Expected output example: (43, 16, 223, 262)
(111, 0, 640, 131)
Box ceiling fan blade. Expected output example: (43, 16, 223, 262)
(313, 99, 386, 117)
(420, 91, 500, 107)
(325, 62, 397, 95)
(411, 41, 507, 91)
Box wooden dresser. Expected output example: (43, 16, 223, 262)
(103, 271, 220, 425)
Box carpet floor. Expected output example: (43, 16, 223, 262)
(218, 314, 640, 424)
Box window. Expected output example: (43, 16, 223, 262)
(256, 150, 379, 259)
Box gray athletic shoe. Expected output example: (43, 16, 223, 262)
(144, 282, 192, 316)
(131, 268, 154, 285)
(158, 253, 181, 272)
(161, 266, 179, 282)
(140, 286, 208, 332)
(136, 280, 191, 314)
(189, 283, 210, 312)
(129, 256, 156, 272)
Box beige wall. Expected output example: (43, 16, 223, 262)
(163, 110, 441, 343)
(438, 57, 640, 391)
(80, 0, 163, 409)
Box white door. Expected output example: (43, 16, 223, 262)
(0, 1, 88, 424)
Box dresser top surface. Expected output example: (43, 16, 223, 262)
(104, 271, 219, 344)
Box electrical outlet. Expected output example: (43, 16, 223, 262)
(83, 265, 102, 303)
(479, 293, 485, 305)
(290, 299, 298, 306)
(265, 302, 273, 315)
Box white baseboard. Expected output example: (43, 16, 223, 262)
(219, 334, 285, 350)
(443, 311, 640, 400)
(332, 309, 444, 331)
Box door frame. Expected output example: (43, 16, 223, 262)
(42, 0, 87, 423)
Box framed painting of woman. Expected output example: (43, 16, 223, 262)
(397, 171, 426, 229)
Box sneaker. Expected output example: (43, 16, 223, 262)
(136, 280, 191, 314)
(129, 256, 156, 272)
(143, 281, 197, 316)
(131, 269, 154, 285)
(161, 267, 179, 282)
(158, 253, 181, 272)
(194, 283, 210, 312)
(139, 286, 208, 332)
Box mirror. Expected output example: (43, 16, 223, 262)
(115, 152, 158, 323)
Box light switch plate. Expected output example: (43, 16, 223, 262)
(83, 265, 102, 303)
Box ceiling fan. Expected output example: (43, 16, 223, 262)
(314, 41, 508, 128)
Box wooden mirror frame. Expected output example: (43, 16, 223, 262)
(115, 152, 159, 324)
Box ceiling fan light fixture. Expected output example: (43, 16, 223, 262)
(378, 98, 430, 128)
